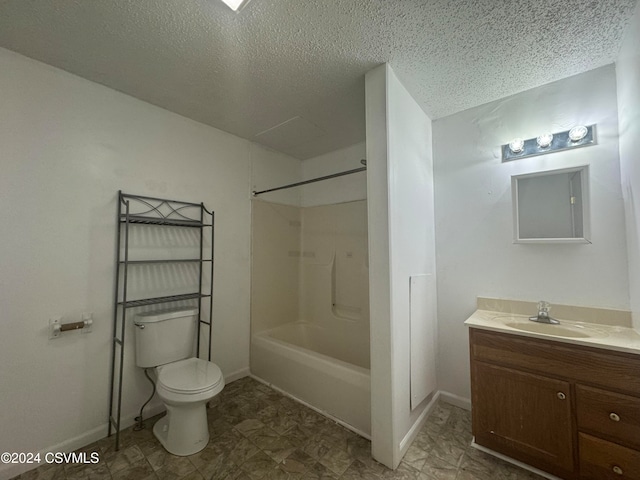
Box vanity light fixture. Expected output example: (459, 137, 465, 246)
(219, 0, 251, 11)
(502, 125, 596, 162)
(536, 132, 553, 148)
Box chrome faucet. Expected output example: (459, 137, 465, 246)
(529, 301, 559, 324)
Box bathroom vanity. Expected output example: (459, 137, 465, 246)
(466, 301, 640, 480)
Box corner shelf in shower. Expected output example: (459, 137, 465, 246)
(108, 191, 215, 452)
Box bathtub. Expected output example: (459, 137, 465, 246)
(251, 321, 371, 437)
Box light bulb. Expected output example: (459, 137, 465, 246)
(569, 126, 588, 142)
(508, 138, 525, 154)
(536, 133, 553, 148)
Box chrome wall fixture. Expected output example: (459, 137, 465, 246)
(502, 125, 596, 162)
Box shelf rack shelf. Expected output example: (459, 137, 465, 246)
(119, 259, 213, 265)
(120, 214, 212, 228)
(117, 293, 212, 308)
(108, 191, 214, 451)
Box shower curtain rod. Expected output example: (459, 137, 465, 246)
(252, 160, 367, 196)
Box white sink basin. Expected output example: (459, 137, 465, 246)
(492, 316, 608, 339)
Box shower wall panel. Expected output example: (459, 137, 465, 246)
(300, 201, 369, 329)
(251, 201, 301, 333)
(251, 199, 369, 359)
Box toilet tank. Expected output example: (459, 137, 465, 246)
(134, 307, 198, 368)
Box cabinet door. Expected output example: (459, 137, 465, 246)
(472, 361, 574, 476)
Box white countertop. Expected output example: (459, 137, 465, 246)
(465, 309, 640, 355)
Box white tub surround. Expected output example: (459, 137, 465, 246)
(250, 198, 371, 436)
(251, 322, 370, 436)
(465, 298, 639, 355)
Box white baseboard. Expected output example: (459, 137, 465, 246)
(397, 391, 441, 464)
(438, 390, 471, 410)
(395, 390, 470, 468)
(225, 367, 251, 384)
(399, 390, 471, 456)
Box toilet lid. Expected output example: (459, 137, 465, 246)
(157, 358, 223, 394)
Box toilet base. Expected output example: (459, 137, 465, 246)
(153, 402, 210, 456)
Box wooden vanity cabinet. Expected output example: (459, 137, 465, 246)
(469, 328, 640, 480)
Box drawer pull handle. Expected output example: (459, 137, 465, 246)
(557, 392, 566, 400)
(610, 412, 621, 422)
(612, 465, 623, 475)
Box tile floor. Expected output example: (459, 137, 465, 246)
(14, 377, 544, 480)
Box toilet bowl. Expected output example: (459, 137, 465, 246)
(153, 357, 224, 456)
(134, 308, 225, 456)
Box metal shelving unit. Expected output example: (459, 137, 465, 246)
(108, 191, 214, 451)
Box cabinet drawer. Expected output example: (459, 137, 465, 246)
(469, 329, 640, 396)
(577, 385, 640, 450)
(579, 433, 640, 480)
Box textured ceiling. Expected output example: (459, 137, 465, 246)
(0, 0, 637, 159)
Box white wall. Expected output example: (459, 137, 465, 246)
(617, 1, 640, 330)
(301, 142, 367, 207)
(433, 65, 630, 401)
(366, 64, 437, 468)
(0, 47, 297, 479)
(251, 147, 301, 207)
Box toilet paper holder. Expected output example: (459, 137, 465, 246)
(49, 313, 93, 339)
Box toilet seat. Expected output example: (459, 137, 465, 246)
(157, 357, 223, 395)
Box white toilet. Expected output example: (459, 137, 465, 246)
(134, 307, 224, 456)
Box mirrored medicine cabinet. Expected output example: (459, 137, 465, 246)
(511, 165, 591, 244)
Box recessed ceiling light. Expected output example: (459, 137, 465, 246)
(219, 0, 251, 11)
